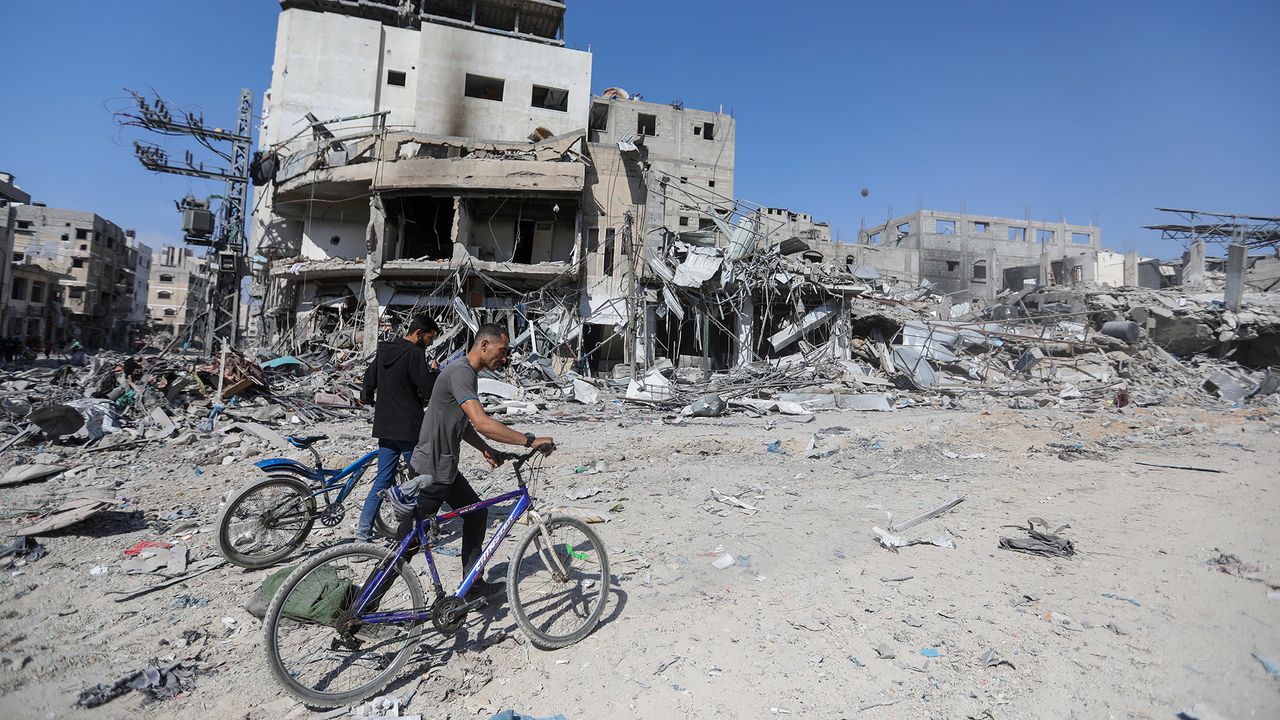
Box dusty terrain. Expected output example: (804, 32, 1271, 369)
(1, 400, 1278, 719)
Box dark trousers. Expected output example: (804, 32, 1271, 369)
(395, 471, 487, 577)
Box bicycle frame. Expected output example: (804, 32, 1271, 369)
(352, 486, 531, 625)
(253, 450, 379, 506)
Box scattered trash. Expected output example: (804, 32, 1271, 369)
(999, 517, 1076, 557)
(711, 553, 736, 570)
(874, 644, 896, 659)
(765, 440, 785, 455)
(1106, 621, 1136, 636)
(565, 486, 604, 500)
(1134, 460, 1223, 474)
(0, 536, 47, 563)
(1252, 652, 1280, 677)
(978, 648, 1015, 669)
(1101, 592, 1141, 607)
(76, 660, 196, 707)
(710, 487, 759, 515)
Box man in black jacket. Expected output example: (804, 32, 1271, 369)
(356, 314, 440, 541)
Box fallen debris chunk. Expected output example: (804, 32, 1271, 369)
(999, 518, 1076, 558)
(888, 495, 966, 533)
(683, 394, 727, 418)
(0, 463, 67, 487)
(13, 491, 124, 536)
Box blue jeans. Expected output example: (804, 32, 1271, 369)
(357, 438, 415, 540)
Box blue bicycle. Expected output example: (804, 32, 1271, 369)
(216, 434, 399, 569)
(262, 445, 610, 707)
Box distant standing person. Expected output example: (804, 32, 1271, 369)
(356, 314, 440, 542)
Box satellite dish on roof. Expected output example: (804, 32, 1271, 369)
(601, 87, 630, 100)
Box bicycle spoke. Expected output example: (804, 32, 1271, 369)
(268, 547, 422, 703)
(510, 520, 606, 644)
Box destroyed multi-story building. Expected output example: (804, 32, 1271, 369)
(148, 245, 209, 340)
(854, 209, 1103, 301)
(250, 0, 591, 354)
(0, 172, 33, 336)
(10, 204, 135, 349)
(126, 237, 153, 344)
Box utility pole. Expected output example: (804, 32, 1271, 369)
(115, 89, 253, 354)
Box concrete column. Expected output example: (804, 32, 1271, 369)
(1123, 251, 1139, 287)
(362, 193, 386, 355)
(643, 303, 657, 367)
(1038, 251, 1051, 286)
(735, 295, 754, 367)
(1224, 243, 1246, 311)
(986, 247, 999, 301)
(1183, 240, 1206, 290)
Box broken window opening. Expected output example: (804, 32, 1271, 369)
(973, 262, 987, 280)
(464, 73, 505, 102)
(69, 287, 83, 299)
(708, 180, 716, 188)
(869, 231, 881, 244)
(466, 198, 575, 264)
(75, 228, 89, 239)
(973, 221, 989, 233)
(637, 113, 657, 136)
(946, 261, 959, 273)
(157, 290, 173, 299)
(387, 196, 455, 261)
(603, 228, 616, 276)
(72, 258, 84, 268)
(1072, 232, 1091, 244)
(159, 274, 174, 283)
(897, 223, 910, 234)
(936, 219, 956, 235)
(678, 217, 689, 227)
(698, 218, 716, 231)
(589, 102, 609, 132)
(163, 308, 176, 317)
(1008, 226, 1026, 242)
(1036, 229, 1055, 244)
(10, 277, 26, 300)
(586, 227, 599, 254)
(702, 122, 715, 140)
(387, 70, 407, 87)
(531, 85, 569, 112)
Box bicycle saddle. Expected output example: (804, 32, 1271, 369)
(287, 434, 329, 449)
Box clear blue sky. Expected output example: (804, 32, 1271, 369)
(2, 0, 1276, 257)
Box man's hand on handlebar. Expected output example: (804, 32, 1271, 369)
(531, 437, 555, 457)
(482, 446, 504, 469)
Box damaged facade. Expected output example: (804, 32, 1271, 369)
(856, 209, 1103, 300)
(8, 202, 151, 349)
(250, 0, 591, 357)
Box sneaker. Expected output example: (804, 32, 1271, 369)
(464, 578, 505, 601)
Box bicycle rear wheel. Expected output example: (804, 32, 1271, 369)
(264, 542, 425, 707)
(506, 515, 609, 650)
(216, 475, 315, 569)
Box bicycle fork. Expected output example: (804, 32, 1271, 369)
(527, 509, 572, 581)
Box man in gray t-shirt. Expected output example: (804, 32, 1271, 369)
(402, 323, 554, 598)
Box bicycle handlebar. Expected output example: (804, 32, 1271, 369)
(498, 443, 555, 467)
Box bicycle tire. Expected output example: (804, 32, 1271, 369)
(215, 474, 316, 569)
(506, 515, 610, 650)
(263, 542, 425, 707)
(371, 501, 398, 541)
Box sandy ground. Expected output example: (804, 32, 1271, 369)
(1, 399, 1278, 720)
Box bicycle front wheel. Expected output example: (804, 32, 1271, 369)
(264, 542, 425, 707)
(216, 474, 315, 569)
(506, 515, 610, 650)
